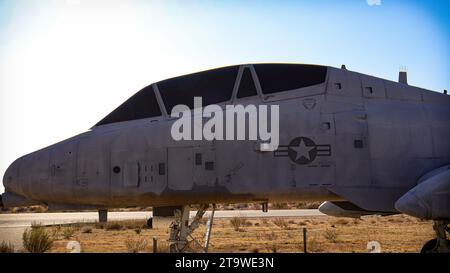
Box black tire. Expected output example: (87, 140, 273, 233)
(421, 239, 438, 253)
(147, 217, 153, 229)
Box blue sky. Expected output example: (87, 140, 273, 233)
(0, 0, 449, 192)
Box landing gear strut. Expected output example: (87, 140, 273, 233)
(168, 204, 216, 253)
(421, 220, 450, 253)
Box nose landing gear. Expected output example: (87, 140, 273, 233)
(168, 204, 216, 253)
(421, 220, 450, 253)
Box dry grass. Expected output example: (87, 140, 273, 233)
(271, 203, 289, 209)
(31, 221, 43, 229)
(104, 222, 124, 231)
(134, 227, 142, 235)
(333, 218, 350, 225)
(272, 218, 289, 229)
(265, 231, 278, 241)
(124, 237, 148, 253)
(295, 202, 321, 209)
(229, 216, 249, 231)
(81, 226, 93, 234)
(62, 227, 76, 239)
(22, 227, 54, 253)
(156, 240, 171, 253)
(261, 218, 269, 226)
(270, 244, 279, 253)
(100, 220, 147, 231)
(307, 236, 321, 252)
(323, 229, 339, 243)
(50, 225, 62, 238)
(44, 214, 435, 253)
(0, 241, 15, 253)
(8, 205, 48, 214)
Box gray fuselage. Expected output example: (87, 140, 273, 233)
(3, 64, 450, 214)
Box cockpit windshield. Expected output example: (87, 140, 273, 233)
(157, 65, 239, 114)
(94, 64, 327, 127)
(95, 85, 161, 126)
(254, 64, 327, 94)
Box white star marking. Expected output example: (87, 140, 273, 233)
(289, 139, 314, 161)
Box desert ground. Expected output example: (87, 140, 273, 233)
(39, 214, 434, 253)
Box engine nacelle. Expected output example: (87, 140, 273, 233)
(318, 201, 393, 218)
(395, 165, 450, 220)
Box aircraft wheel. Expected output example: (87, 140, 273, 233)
(421, 239, 437, 253)
(421, 239, 450, 253)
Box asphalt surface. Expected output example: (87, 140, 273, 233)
(0, 209, 324, 250)
(0, 209, 323, 228)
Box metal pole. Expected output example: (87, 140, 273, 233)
(153, 236, 158, 253)
(98, 209, 108, 223)
(303, 228, 307, 253)
(204, 204, 216, 253)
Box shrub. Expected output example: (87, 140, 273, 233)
(22, 227, 54, 253)
(0, 241, 14, 253)
(134, 227, 142, 235)
(307, 236, 321, 252)
(50, 225, 62, 238)
(121, 220, 147, 229)
(81, 226, 93, 234)
(29, 205, 47, 213)
(323, 229, 338, 243)
(271, 203, 288, 209)
(272, 218, 289, 229)
(12, 207, 26, 213)
(230, 217, 244, 231)
(62, 227, 75, 239)
(124, 237, 148, 253)
(105, 222, 123, 231)
(31, 221, 43, 229)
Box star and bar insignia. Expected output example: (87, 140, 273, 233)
(274, 136, 331, 165)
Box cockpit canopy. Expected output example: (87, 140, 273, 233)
(95, 63, 328, 127)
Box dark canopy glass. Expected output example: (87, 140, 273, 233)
(158, 65, 239, 114)
(95, 85, 161, 126)
(94, 63, 328, 127)
(254, 64, 327, 94)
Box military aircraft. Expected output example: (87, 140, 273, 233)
(1, 63, 449, 253)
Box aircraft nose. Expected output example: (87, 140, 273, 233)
(3, 158, 21, 194)
(395, 191, 429, 219)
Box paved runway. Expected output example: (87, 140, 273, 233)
(0, 209, 323, 228)
(0, 209, 324, 250)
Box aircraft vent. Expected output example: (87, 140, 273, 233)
(399, 67, 408, 85)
